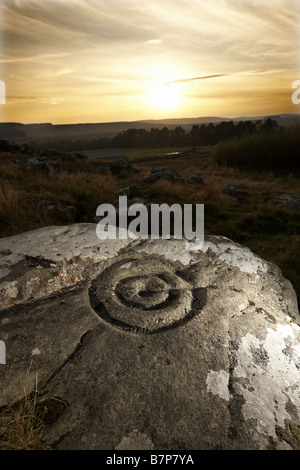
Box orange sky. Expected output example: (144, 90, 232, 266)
(0, 0, 300, 124)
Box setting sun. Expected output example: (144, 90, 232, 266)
(0, 0, 298, 123)
(148, 82, 182, 111)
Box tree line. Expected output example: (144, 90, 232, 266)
(34, 118, 280, 152)
(213, 126, 300, 173)
(110, 118, 279, 148)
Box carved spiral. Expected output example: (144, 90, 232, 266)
(89, 255, 206, 333)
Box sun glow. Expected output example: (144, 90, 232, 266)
(148, 82, 182, 111)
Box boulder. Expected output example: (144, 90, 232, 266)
(139, 168, 179, 183)
(0, 140, 19, 153)
(223, 184, 248, 200)
(139, 168, 181, 183)
(0, 225, 299, 450)
(107, 158, 135, 175)
(40, 149, 88, 161)
(19, 143, 35, 155)
(139, 169, 204, 186)
(37, 200, 55, 211)
(183, 174, 204, 185)
(268, 194, 300, 212)
(118, 185, 144, 199)
(40, 149, 62, 158)
(0, 140, 35, 155)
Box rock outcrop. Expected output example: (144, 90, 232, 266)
(0, 140, 35, 155)
(41, 149, 88, 161)
(138, 168, 204, 186)
(0, 224, 299, 450)
(268, 194, 300, 212)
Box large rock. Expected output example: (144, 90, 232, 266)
(138, 169, 204, 186)
(40, 149, 88, 161)
(107, 158, 135, 175)
(268, 194, 300, 212)
(0, 140, 35, 155)
(139, 168, 181, 183)
(0, 225, 299, 450)
(118, 185, 144, 199)
(184, 174, 204, 185)
(0, 224, 132, 310)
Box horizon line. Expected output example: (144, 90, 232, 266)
(1, 113, 299, 127)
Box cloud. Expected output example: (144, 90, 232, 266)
(144, 39, 163, 45)
(167, 74, 232, 84)
(2, 0, 299, 71)
(249, 69, 289, 75)
(166, 68, 291, 86)
(0, 53, 69, 64)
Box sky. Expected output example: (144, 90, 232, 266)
(0, 0, 300, 124)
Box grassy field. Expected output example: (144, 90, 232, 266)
(123, 146, 195, 161)
(0, 144, 299, 305)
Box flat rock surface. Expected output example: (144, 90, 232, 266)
(0, 224, 132, 310)
(0, 224, 299, 450)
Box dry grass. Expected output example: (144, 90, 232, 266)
(0, 180, 24, 219)
(193, 176, 226, 202)
(0, 370, 48, 450)
(152, 179, 186, 196)
(0, 164, 118, 237)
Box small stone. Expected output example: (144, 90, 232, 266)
(31, 348, 42, 356)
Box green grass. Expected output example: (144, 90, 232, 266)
(123, 146, 185, 162)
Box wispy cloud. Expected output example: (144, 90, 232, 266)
(0, 52, 69, 64)
(166, 68, 290, 85)
(249, 68, 289, 75)
(167, 74, 232, 85)
(144, 39, 163, 45)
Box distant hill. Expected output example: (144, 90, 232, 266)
(1, 114, 299, 143)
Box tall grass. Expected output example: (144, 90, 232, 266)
(213, 127, 300, 173)
(0, 164, 118, 237)
(0, 371, 48, 450)
(0, 180, 23, 219)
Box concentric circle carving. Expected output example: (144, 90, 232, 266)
(89, 255, 206, 333)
